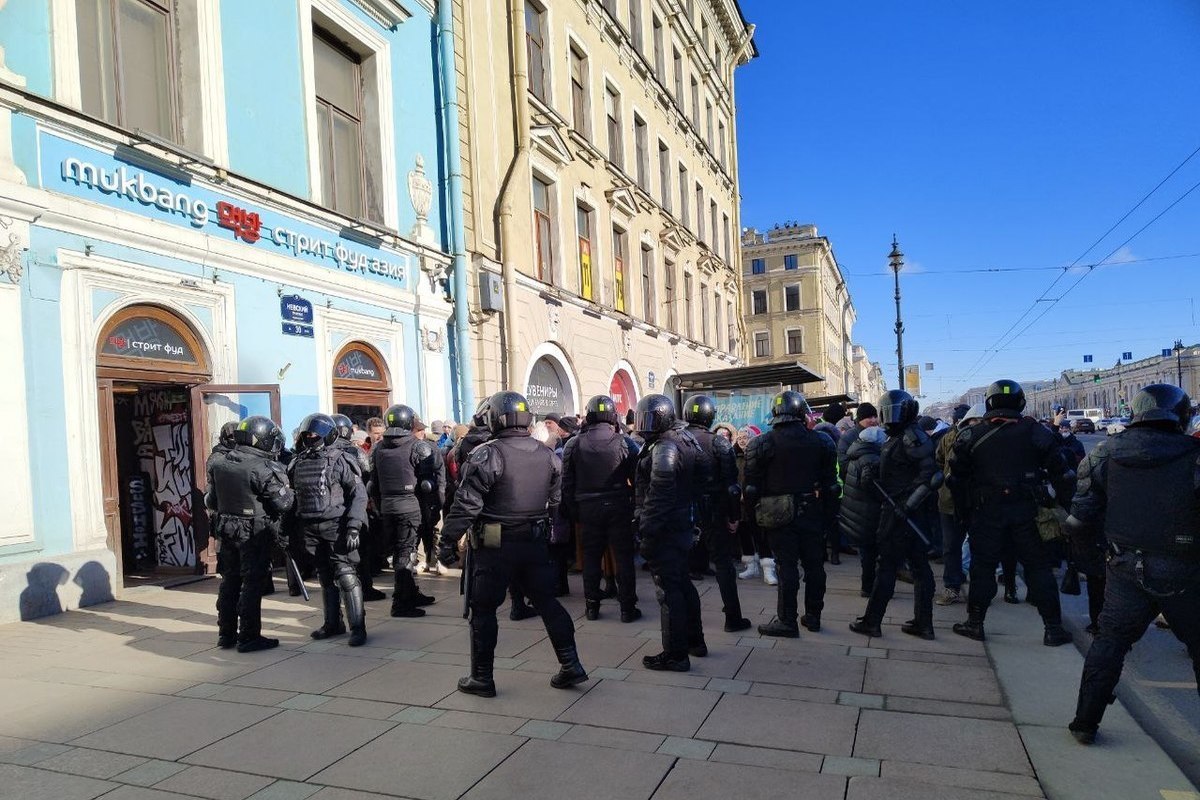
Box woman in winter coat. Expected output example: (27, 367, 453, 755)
(839, 426, 887, 597)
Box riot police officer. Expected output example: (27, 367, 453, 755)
(289, 412, 370, 646)
(850, 390, 940, 639)
(562, 395, 641, 622)
(369, 404, 444, 618)
(438, 391, 587, 697)
(949, 379, 1074, 646)
(212, 421, 239, 457)
(684, 395, 751, 632)
(330, 413, 383, 601)
(331, 413, 371, 473)
(634, 394, 710, 671)
(1066, 384, 1200, 744)
(205, 416, 294, 652)
(745, 391, 838, 638)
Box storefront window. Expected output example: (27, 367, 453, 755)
(526, 355, 574, 417)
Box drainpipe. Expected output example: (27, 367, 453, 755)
(437, 0, 475, 420)
(497, 0, 531, 389)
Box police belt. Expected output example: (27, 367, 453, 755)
(973, 483, 1036, 504)
(1109, 539, 1200, 564)
(475, 519, 550, 542)
(574, 489, 628, 502)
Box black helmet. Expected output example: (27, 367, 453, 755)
(487, 391, 533, 433)
(218, 421, 239, 449)
(878, 390, 919, 431)
(330, 413, 354, 440)
(770, 390, 810, 424)
(683, 394, 717, 428)
(635, 394, 676, 438)
(297, 412, 338, 451)
(383, 404, 415, 432)
(1129, 384, 1193, 431)
(471, 398, 490, 429)
(985, 379, 1026, 412)
(585, 395, 619, 427)
(951, 404, 970, 424)
(233, 416, 281, 453)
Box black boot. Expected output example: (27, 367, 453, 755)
(953, 605, 987, 641)
(1068, 720, 1097, 745)
(1003, 573, 1020, 603)
(236, 636, 279, 653)
(585, 600, 601, 621)
(550, 644, 589, 689)
(312, 582, 346, 639)
(459, 619, 497, 697)
(688, 636, 708, 658)
(800, 614, 821, 633)
(849, 616, 882, 637)
(217, 634, 237, 649)
(901, 618, 936, 640)
(724, 615, 752, 632)
(620, 606, 642, 623)
(391, 570, 427, 618)
(829, 550, 841, 565)
(759, 616, 801, 638)
(1044, 624, 1073, 647)
(642, 651, 690, 671)
(339, 574, 367, 647)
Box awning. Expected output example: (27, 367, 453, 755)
(674, 361, 824, 392)
(807, 393, 859, 410)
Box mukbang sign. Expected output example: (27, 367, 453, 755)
(39, 132, 411, 290)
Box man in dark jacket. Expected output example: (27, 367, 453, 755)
(1058, 420, 1087, 470)
(839, 425, 886, 597)
(562, 395, 641, 622)
(837, 402, 879, 478)
(935, 404, 977, 606)
(1066, 384, 1200, 744)
(850, 390, 941, 640)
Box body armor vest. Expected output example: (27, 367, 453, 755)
(762, 424, 826, 496)
(482, 437, 554, 524)
(210, 450, 267, 518)
(574, 426, 630, 498)
(879, 427, 931, 497)
(374, 436, 419, 497)
(637, 428, 703, 514)
(967, 418, 1042, 490)
(292, 450, 344, 519)
(1106, 446, 1200, 557)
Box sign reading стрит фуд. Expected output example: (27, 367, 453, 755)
(40, 132, 412, 291)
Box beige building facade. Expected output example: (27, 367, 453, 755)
(740, 223, 859, 398)
(452, 0, 756, 417)
(1022, 345, 1200, 418)
(852, 344, 889, 406)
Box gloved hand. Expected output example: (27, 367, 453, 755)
(893, 504, 910, 522)
(638, 537, 657, 562)
(438, 538, 461, 567)
(344, 526, 361, 552)
(273, 530, 290, 551)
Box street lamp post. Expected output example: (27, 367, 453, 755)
(1174, 339, 1185, 388)
(889, 235, 905, 389)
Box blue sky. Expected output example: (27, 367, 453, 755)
(735, 1, 1200, 401)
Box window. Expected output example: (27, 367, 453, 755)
(532, 176, 555, 284)
(526, 3, 548, 103)
(787, 329, 804, 355)
(785, 284, 800, 311)
(718, 119, 727, 166)
(605, 85, 623, 168)
(314, 30, 367, 219)
(612, 227, 628, 313)
(754, 331, 771, 358)
(751, 258, 765, 275)
(710, 200, 718, 251)
(705, 99, 714, 146)
(784, 254, 799, 270)
(664, 260, 676, 331)
(602, 0, 616, 15)
(77, 0, 177, 141)
(634, 115, 649, 191)
(641, 245, 655, 322)
(695, 183, 705, 242)
(658, 142, 672, 212)
(715, 294, 723, 351)
(722, 213, 731, 263)
(701, 17, 710, 55)
(570, 46, 590, 136)
(672, 49, 684, 102)
(577, 204, 594, 300)
(752, 289, 767, 315)
(628, 0, 643, 53)
(684, 272, 694, 338)
(701, 283, 710, 345)
(652, 15, 666, 81)
(727, 300, 736, 351)
(678, 164, 690, 227)
(690, 77, 700, 128)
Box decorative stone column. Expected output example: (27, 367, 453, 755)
(0, 0, 29, 185)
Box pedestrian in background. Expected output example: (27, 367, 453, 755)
(839, 425, 886, 597)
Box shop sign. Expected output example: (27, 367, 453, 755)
(101, 316, 196, 363)
(39, 132, 412, 290)
(335, 348, 382, 382)
(526, 356, 573, 416)
(280, 294, 314, 324)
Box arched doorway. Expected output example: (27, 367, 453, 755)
(608, 367, 638, 417)
(332, 341, 392, 427)
(96, 305, 212, 579)
(525, 354, 576, 418)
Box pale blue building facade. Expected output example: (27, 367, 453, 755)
(0, 0, 467, 620)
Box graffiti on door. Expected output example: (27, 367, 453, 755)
(131, 389, 195, 567)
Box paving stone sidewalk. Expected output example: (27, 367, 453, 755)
(0, 560, 1193, 800)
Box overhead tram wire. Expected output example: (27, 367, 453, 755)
(959, 141, 1200, 383)
(844, 251, 1200, 277)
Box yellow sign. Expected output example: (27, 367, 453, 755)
(903, 364, 921, 395)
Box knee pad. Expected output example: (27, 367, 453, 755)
(335, 568, 360, 591)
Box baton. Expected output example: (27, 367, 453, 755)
(872, 480, 932, 548)
(461, 542, 473, 620)
(287, 555, 309, 601)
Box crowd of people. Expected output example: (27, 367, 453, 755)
(203, 378, 1200, 745)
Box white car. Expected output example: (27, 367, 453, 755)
(1106, 418, 1128, 436)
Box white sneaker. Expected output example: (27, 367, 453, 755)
(761, 558, 778, 586)
(737, 556, 761, 581)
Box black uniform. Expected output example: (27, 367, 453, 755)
(950, 410, 1073, 640)
(637, 422, 710, 663)
(289, 444, 369, 644)
(562, 422, 640, 616)
(369, 430, 444, 616)
(745, 420, 839, 635)
(330, 438, 381, 599)
(440, 422, 586, 695)
(856, 423, 937, 635)
(1068, 423, 1200, 741)
(689, 423, 749, 630)
(838, 429, 884, 596)
(206, 444, 294, 651)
